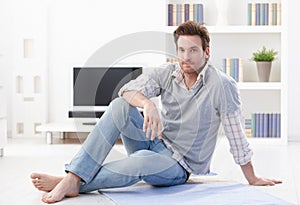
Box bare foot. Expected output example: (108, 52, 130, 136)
(30, 173, 63, 192)
(41, 172, 81, 204)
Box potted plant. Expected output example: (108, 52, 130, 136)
(252, 46, 278, 82)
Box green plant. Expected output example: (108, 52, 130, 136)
(252, 46, 278, 62)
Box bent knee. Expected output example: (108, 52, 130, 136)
(109, 97, 130, 126)
(110, 97, 129, 109)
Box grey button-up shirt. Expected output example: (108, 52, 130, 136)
(119, 62, 252, 175)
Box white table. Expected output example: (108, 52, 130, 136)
(36, 121, 96, 144)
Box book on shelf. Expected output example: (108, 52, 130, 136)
(166, 57, 178, 63)
(246, 113, 281, 138)
(220, 58, 243, 82)
(245, 118, 252, 138)
(247, 3, 281, 26)
(167, 3, 203, 26)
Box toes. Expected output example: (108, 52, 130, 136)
(42, 193, 48, 202)
(32, 176, 46, 191)
(32, 178, 39, 183)
(42, 194, 53, 203)
(32, 176, 41, 186)
(32, 180, 39, 188)
(30, 172, 42, 179)
(42, 193, 61, 204)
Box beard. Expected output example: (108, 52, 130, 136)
(180, 58, 208, 74)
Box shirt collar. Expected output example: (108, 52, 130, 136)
(172, 62, 208, 86)
(199, 62, 208, 83)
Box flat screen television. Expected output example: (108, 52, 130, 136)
(70, 66, 142, 118)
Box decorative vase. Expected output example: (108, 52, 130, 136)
(256, 61, 272, 82)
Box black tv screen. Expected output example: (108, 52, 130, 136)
(73, 67, 142, 106)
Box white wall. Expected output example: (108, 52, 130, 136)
(0, 0, 299, 141)
(47, 0, 165, 122)
(287, 1, 300, 141)
(0, 0, 14, 137)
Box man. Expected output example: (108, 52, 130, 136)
(31, 21, 281, 204)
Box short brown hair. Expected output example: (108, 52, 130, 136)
(173, 21, 210, 51)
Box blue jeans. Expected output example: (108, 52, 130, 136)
(65, 98, 188, 193)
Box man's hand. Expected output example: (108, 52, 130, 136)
(248, 176, 282, 186)
(122, 91, 162, 141)
(143, 100, 162, 141)
(241, 161, 282, 186)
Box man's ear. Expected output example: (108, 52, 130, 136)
(205, 47, 210, 59)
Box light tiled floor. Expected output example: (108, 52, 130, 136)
(0, 137, 299, 205)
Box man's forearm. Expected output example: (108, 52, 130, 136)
(121, 90, 152, 109)
(241, 161, 282, 186)
(241, 161, 259, 185)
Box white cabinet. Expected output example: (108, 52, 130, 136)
(0, 82, 7, 156)
(165, 0, 287, 144)
(11, 1, 48, 138)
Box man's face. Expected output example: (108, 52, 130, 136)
(177, 35, 210, 74)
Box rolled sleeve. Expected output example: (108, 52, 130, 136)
(222, 109, 253, 165)
(118, 74, 161, 99)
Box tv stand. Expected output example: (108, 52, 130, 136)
(82, 122, 97, 126)
(68, 111, 104, 118)
(38, 108, 143, 144)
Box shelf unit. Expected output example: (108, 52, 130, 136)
(237, 82, 282, 90)
(165, 0, 287, 144)
(164, 25, 282, 34)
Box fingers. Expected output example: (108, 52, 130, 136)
(252, 177, 282, 186)
(271, 179, 282, 184)
(265, 180, 276, 186)
(143, 114, 162, 141)
(157, 123, 163, 139)
(142, 101, 163, 140)
(143, 114, 151, 138)
(143, 114, 148, 133)
(264, 178, 282, 186)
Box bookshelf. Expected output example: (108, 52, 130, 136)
(164, 25, 282, 34)
(237, 82, 282, 90)
(165, 0, 287, 144)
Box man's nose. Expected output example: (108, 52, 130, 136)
(182, 51, 191, 60)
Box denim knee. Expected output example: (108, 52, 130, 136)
(109, 97, 131, 130)
(110, 97, 129, 111)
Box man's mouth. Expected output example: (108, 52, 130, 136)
(182, 63, 192, 67)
